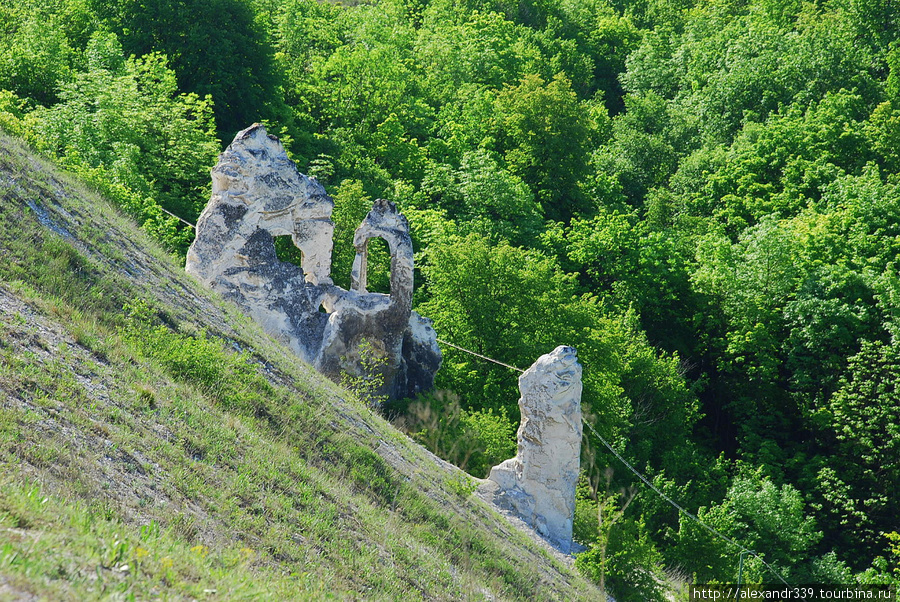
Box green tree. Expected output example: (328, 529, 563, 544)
(494, 73, 603, 221)
(422, 149, 543, 246)
(417, 234, 578, 416)
(816, 341, 900, 567)
(782, 264, 881, 403)
(599, 90, 700, 204)
(89, 0, 288, 139)
(417, 231, 699, 492)
(414, 8, 540, 104)
(27, 31, 219, 251)
(566, 5, 641, 112)
(624, 1, 879, 143)
(575, 485, 668, 602)
(671, 469, 827, 583)
(0, 4, 76, 105)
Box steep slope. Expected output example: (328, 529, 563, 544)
(0, 131, 602, 601)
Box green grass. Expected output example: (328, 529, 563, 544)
(0, 130, 601, 600)
(0, 479, 336, 600)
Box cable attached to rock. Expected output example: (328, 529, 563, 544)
(580, 418, 790, 586)
(160, 206, 196, 228)
(437, 334, 791, 586)
(435, 337, 525, 373)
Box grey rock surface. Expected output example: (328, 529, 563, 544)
(485, 345, 583, 553)
(186, 124, 440, 399)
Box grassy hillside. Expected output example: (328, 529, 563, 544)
(0, 130, 602, 601)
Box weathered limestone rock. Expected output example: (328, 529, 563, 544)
(186, 124, 440, 399)
(486, 345, 583, 553)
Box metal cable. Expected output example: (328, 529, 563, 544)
(581, 418, 790, 586)
(160, 206, 196, 228)
(435, 337, 525, 373)
(438, 335, 791, 586)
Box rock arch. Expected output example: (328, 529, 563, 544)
(186, 124, 440, 399)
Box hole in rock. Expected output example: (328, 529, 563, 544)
(365, 236, 391, 295)
(273, 235, 305, 271)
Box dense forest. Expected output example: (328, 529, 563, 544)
(2, 0, 899, 597)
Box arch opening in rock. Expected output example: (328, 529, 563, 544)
(273, 234, 305, 268)
(351, 235, 391, 295)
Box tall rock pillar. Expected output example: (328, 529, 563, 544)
(486, 345, 583, 553)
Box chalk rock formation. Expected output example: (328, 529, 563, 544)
(486, 345, 583, 553)
(186, 124, 440, 399)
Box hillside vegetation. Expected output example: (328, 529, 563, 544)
(0, 131, 601, 599)
(2, 0, 900, 598)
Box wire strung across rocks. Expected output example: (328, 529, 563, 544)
(434, 334, 791, 586)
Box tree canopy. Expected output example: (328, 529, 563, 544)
(2, 0, 899, 593)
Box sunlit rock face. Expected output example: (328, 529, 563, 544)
(486, 345, 583, 553)
(186, 124, 440, 399)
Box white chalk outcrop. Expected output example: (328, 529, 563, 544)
(186, 124, 440, 399)
(485, 345, 583, 553)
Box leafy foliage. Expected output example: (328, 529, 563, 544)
(390, 390, 517, 479)
(89, 0, 289, 139)
(0, 3, 76, 105)
(3, 0, 899, 587)
(670, 469, 833, 583)
(2, 31, 218, 253)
